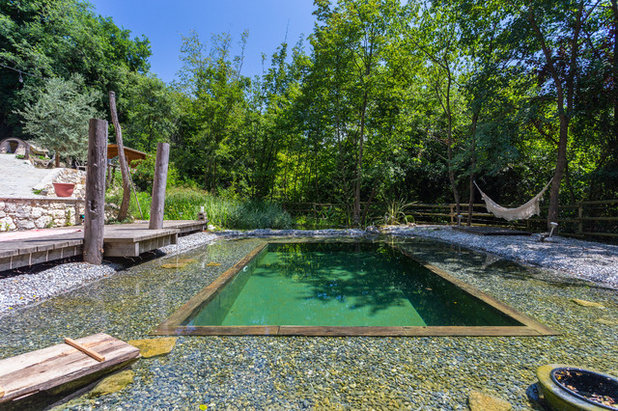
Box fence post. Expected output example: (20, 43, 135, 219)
(449, 204, 454, 224)
(149, 142, 170, 229)
(578, 201, 583, 234)
(83, 119, 107, 265)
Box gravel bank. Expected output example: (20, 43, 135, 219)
(383, 225, 618, 289)
(0, 231, 218, 314)
(2, 226, 616, 315)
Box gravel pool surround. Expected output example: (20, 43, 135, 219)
(0, 227, 616, 409)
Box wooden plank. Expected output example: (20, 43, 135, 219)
(64, 338, 105, 362)
(0, 333, 139, 402)
(153, 326, 280, 336)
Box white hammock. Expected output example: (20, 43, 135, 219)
(473, 179, 553, 221)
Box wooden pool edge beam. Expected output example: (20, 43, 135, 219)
(153, 240, 559, 337)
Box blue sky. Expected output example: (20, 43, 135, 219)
(89, 0, 317, 83)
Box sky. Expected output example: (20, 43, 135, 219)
(89, 0, 317, 83)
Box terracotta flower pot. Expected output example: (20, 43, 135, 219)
(52, 182, 75, 197)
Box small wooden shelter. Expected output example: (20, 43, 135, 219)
(107, 144, 147, 167)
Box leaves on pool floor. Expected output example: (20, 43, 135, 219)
(161, 259, 197, 269)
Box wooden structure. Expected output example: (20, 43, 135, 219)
(0, 220, 207, 271)
(149, 142, 170, 230)
(0, 333, 140, 403)
(83, 119, 107, 264)
(107, 144, 147, 167)
(283, 199, 618, 239)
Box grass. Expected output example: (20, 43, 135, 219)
(107, 187, 293, 230)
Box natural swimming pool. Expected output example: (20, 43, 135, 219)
(156, 241, 554, 336)
(1, 236, 616, 409)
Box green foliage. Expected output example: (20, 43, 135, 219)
(15, 74, 100, 162)
(3, 0, 617, 230)
(108, 186, 292, 229)
(131, 155, 181, 193)
(378, 200, 414, 226)
(1, 0, 151, 136)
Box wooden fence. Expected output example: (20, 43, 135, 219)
(406, 199, 618, 239)
(282, 200, 618, 239)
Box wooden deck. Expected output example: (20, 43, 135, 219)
(0, 220, 207, 271)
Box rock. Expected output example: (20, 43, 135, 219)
(572, 298, 605, 308)
(468, 391, 512, 411)
(128, 337, 178, 358)
(16, 219, 35, 230)
(35, 215, 53, 228)
(595, 318, 618, 326)
(88, 370, 134, 397)
(30, 207, 44, 219)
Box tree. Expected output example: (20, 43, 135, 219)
(16, 74, 100, 166)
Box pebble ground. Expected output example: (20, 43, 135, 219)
(0, 234, 616, 410)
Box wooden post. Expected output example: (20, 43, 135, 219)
(149, 143, 170, 229)
(449, 204, 454, 224)
(108, 91, 131, 221)
(83, 119, 107, 265)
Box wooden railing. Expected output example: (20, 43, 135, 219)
(406, 200, 618, 239)
(282, 199, 618, 240)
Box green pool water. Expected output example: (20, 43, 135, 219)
(185, 242, 523, 327)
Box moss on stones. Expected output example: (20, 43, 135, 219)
(468, 391, 512, 411)
(88, 370, 135, 398)
(572, 299, 605, 308)
(128, 337, 177, 358)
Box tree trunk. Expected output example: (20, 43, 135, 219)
(547, 116, 569, 225)
(610, 0, 618, 169)
(353, 91, 368, 227)
(467, 111, 479, 226)
(55, 152, 60, 168)
(528, 6, 582, 229)
(108, 91, 131, 221)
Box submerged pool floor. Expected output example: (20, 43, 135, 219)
(187, 242, 521, 328)
(1, 236, 616, 410)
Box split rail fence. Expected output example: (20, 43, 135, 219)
(283, 199, 618, 240)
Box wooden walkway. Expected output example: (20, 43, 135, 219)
(0, 220, 207, 271)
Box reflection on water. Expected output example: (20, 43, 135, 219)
(187, 242, 522, 327)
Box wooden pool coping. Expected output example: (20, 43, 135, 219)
(152, 240, 558, 337)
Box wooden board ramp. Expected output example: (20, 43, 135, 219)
(0, 333, 140, 403)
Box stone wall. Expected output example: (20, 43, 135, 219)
(0, 197, 83, 231)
